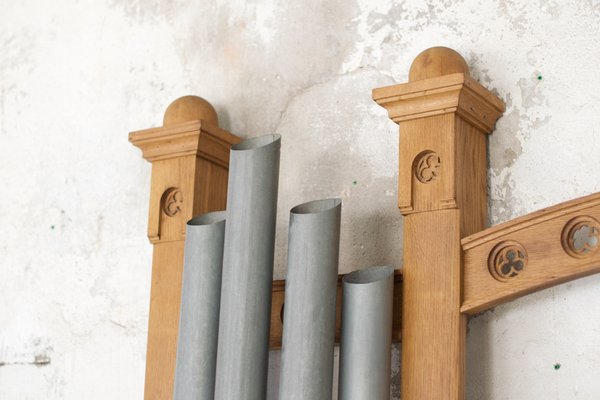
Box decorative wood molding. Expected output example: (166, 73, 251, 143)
(462, 192, 600, 314)
(372, 73, 505, 133)
(129, 120, 238, 167)
(130, 96, 240, 400)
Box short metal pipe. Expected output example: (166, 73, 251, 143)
(215, 134, 281, 400)
(173, 211, 227, 400)
(338, 266, 395, 400)
(279, 198, 342, 400)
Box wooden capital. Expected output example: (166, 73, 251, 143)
(129, 96, 240, 400)
(373, 72, 504, 133)
(130, 97, 240, 244)
(373, 48, 504, 236)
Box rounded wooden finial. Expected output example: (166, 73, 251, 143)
(409, 47, 469, 82)
(163, 95, 219, 126)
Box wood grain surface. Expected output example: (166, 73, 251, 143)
(462, 191, 600, 314)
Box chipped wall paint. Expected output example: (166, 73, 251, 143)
(1, 1, 600, 399)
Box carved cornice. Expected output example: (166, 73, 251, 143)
(372, 73, 505, 133)
(129, 120, 240, 167)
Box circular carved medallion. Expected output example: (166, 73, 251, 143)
(414, 151, 441, 184)
(488, 241, 528, 282)
(561, 216, 600, 258)
(162, 187, 183, 217)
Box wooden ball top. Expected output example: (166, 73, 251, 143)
(409, 47, 469, 82)
(163, 95, 219, 126)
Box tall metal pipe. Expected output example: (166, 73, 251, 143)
(338, 266, 395, 400)
(173, 211, 226, 400)
(279, 198, 342, 400)
(215, 134, 281, 400)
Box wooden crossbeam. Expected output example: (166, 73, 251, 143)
(462, 191, 600, 314)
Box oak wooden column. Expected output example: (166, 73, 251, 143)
(129, 96, 240, 400)
(373, 48, 504, 400)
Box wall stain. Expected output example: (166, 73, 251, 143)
(33, 354, 51, 366)
(489, 170, 526, 225)
(496, 0, 529, 37)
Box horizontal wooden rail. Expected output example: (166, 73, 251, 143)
(461, 192, 600, 314)
(269, 269, 403, 349)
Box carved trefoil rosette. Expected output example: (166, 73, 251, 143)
(161, 187, 183, 217)
(413, 150, 441, 184)
(488, 241, 528, 282)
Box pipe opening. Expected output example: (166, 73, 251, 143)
(344, 266, 394, 285)
(188, 210, 226, 226)
(290, 198, 341, 215)
(231, 134, 281, 151)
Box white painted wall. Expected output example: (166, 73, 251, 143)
(1, 0, 600, 398)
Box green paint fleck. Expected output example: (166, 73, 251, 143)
(50, 225, 55, 230)
(537, 75, 543, 81)
(353, 180, 358, 185)
(554, 363, 561, 370)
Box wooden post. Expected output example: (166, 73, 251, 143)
(129, 96, 240, 400)
(373, 47, 505, 400)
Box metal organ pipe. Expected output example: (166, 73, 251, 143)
(173, 211, 226, 400)
(214, 134, 281, 400)
(279, 198, 342, 400)
(338, 266, 395, 400)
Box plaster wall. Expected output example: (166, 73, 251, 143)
(1, 0, 600, 399)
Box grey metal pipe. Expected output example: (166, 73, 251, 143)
(173, 211, 226, 400)
(279, 198, 342, 400)
(215, 134, 281, 400)
(338, 266, 395, 400)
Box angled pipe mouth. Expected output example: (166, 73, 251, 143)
(344, 266, 394, 285)
(188, 210, 226, 226)
(290, 198, 342, 215)
(231, 134, 281, 151)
